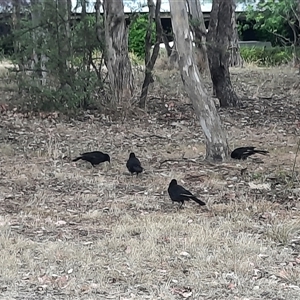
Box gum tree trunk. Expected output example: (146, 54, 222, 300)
(169, 0, 229, 161)
(186, 0, 209, 74)
(207, 0, 240, 107)
(103, 0, 134, 105)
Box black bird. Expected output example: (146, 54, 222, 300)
(168, 179, 206, 208)
(72, 151, 110, 167)
(126, 152, 143, 176)
(231, 147, 269, 160)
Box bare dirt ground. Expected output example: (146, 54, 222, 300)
(1, 65, 300, 299)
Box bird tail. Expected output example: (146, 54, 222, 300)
(72, 156, 82, 162)
(191, 196, 206, 206)
(253, 150, 269, 156)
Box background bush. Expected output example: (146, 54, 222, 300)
(240, 46, 295, 66)
(128, 14, 155, 59)
(12, 9, 104, 113)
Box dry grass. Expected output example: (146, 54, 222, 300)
(1, 65, 300, 299)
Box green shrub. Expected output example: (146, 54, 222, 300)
(12, 8, 104, 113)
(128, 14, 155, 59)
(240, 46, 293, 66)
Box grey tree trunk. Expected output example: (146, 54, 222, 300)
(30, 0, 48, 86)
(186, 0, 209, 74)
(93, 0, 107, 82)
(29, 0, 39, 77)
(80, 0, 90, 108)
(207, 0, 240, 107)
(139, 0, 162, 108)
(229, 2, 243, 67)
(103, 0, 134, 105)
(55, 0, 72, 91)
(12, 0, 21, 56)
(162, 33, 172, 57)
(169, 0, 229, 161)
(95, 0, 105, 50)
(169, 41, 179, 68)
(294, 1, 300, 72)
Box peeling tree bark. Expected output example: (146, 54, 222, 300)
(207, 0, 240, 107)
(186, 0, 209, 74)
(169, 0, 229, 161)
(169, 41, 179, 67)
(103, 0, 134, 105)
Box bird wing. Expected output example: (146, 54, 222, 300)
(81, 151, 103, 157)
(239, 147, 254, 153)
(174, 185, 205, 205)
(254, 149, 269, 155)
(134, 157, 142, 166)
(126, 160, 130, 168)
(132, 157, 143, 168)
(244, 149, 254, 155)
(177, 185, 193, 198)
(81, 152, 91, 157)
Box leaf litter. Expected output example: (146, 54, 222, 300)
(0, 66, 300, 299)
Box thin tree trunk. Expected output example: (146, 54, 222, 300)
(103, 0, 134, 105)
(40, 0, 49, 86)
(30, 0, 47, 84)
(80, 0, 90, 108)
(95, 0, 105, 49)
(162, 33, 172, 57)
(186, 0, 209, 74)
(12, 0, 21, 57)
(229, 2, 243, 67)
(207, 0, 240, 107)
(56, 0, 72, 89)
(139, 0, 162, 108)
(293, 2, 300, 72)
(169, 0, 229, 161)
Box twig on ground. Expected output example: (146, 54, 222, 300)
(291, 138, 300, 182)
(131, 132, 167, 140)
(159, 157, 198, 168)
